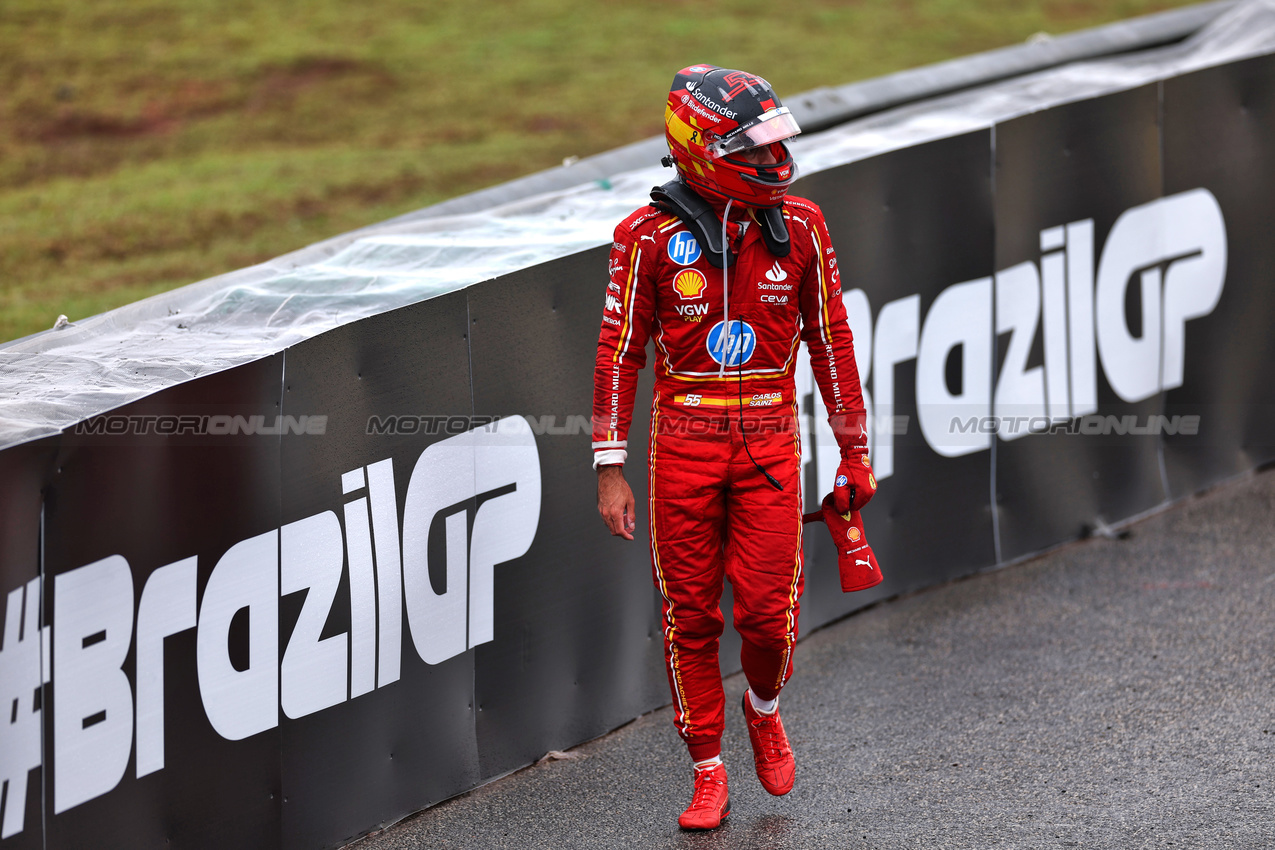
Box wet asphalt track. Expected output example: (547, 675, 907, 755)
(350, 468, 1275, 849)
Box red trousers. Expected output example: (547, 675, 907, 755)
(647, 398, 805, 761)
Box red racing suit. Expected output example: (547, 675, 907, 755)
(592, 195, 866, 760)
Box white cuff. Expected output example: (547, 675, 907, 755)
(592, 448, 628, 469)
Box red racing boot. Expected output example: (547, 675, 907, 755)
(742, 692, 795, 795)
(678, 763, 730, 830)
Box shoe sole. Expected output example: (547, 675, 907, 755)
(679, 807, 730, 831)
(761, 778, 794, 796)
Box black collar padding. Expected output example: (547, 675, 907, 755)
(649, 180, 791, 269)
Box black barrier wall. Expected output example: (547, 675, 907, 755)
(42, 358, 286, 848)
(992, 84, 1169, 559)
(277, 294, 480, 849)
(1, 52, 1274, 850)
(1161, 52, 1275, 495)
(0, 437, 55, 850)
(799, 128, 999, 604)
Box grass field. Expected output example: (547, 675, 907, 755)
(0, 0, 1207, 343)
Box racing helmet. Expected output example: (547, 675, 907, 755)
(664, 64, 802, 208)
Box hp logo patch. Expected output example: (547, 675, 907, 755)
(668, 231, 702, 266)
(706, 320, 756, 367)
(836, 474, 848, 487)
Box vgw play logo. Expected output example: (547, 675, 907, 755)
(0, 417, 540, 837)
(797, 188, 1227, 496)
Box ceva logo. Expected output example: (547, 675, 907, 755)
(0, 417, 540, 834)
(799, 189, 1227, 494)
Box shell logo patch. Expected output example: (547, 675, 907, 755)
(847, 527, 862, 543)
(861, 454, 871, 468)
(674, 269, 708, 300)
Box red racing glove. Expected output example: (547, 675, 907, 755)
(803, 493, 884, 593)
(830, 412, 876, 514)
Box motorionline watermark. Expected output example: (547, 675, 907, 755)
(366, 413, 911, 438)
(366, 414, 573, 436)
(73, 414, 328, 437)
(949, 414, 1201, 437)
(68, 411, 1202, 442)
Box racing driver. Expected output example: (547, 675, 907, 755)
(592, 65, 876, 830)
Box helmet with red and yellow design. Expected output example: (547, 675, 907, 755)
(664, 64, 802, 208)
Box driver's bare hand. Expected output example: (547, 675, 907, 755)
(597, 466, 637, 540)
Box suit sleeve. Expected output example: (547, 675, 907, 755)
(796, 207, 868, 455)
(591, 222, 656, 468)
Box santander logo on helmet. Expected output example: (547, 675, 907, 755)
(663, 64, 802, 209)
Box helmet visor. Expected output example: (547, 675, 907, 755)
(705, 107, 802, 160)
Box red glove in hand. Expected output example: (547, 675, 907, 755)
(829, 412, 876, 514)
(833, 451, 877, 514)
(802, 493, 883, 593)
